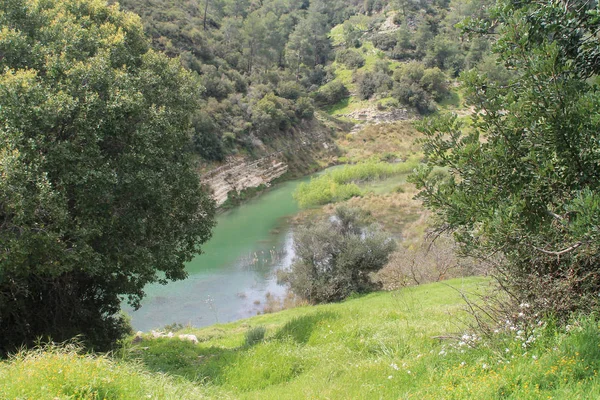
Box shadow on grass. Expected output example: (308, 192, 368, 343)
(325, 97, 350, 115)
(129, 311, 339, 388)
(273, 311, 339, 344)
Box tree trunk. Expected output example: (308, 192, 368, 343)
(203, 0, 210, 31)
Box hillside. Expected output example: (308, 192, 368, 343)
(108, 0, 497, 204)
(3, 277, 600, 399)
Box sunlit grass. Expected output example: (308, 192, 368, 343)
(293, 158, 420, 208)
(0, 343, 208, 399)
(5, 279, 600, 399)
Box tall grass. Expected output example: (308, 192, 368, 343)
(3, 279, 600, 399)
(0, 343, 206, 399)
(294, 158, 419, 208)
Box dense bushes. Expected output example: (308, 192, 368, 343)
(280, 207, 396, 303)
(411, 0, 600, 322)
(391, 61, 449, 113)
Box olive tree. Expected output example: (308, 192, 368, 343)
(280, 207, 396, 303)
(410, 0, 600, 320)
(0, 0, 215, 353)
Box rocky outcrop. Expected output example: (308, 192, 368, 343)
(202, 152, 289, 207)
(200, 118, 340, 207)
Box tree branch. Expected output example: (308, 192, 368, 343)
(533, 242, 583, 256)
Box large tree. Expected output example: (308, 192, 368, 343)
(410, 0, 600, 319)
(0, 0, 215, 353)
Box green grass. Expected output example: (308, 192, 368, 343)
(4, 278, 600, 398)
(293, 158, 420, 208)
(125, 278, 600, 399)
(0, 343, 206, 399)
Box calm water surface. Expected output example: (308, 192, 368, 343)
(126, 175, 311, 331)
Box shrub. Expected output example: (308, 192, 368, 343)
(277, 81, 304, 100)
(295, 96, 315, 119)
(355, 71, 393, 100)
(372, 32, 398, 51)
(420, 67, 449, 101)
(314, 81, 350, 106)
(280, 207, 396, 303)
(392, 81, 436, 114)
(335, 48, 366, 69)
(245, 326, 267, 346)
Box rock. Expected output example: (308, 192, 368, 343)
(132, 331, 144, 343)
(202, 153, 288, 207)
(151, 330, 163, 339)
(179, 334, 199, 345)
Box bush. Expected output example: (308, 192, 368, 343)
(245, 326, 267, 346)
(335, 48, 366, 69)
(295, 96, 315, 119)
(314, 81, 350, 106)
(277, 81, 304, 100)
(355, 71, 393, 100)
(280, 207, 396, 303)
(392, 81, 436, 114)
(420, 67, 449, 101)
(372, 32, 398, 51)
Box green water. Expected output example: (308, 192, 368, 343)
(127, 175, 308, 331)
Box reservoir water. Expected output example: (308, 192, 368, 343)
(126, 175, 309, 331)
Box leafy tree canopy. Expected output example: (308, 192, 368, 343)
(411, 0, 600, 319)
(280, 207, 396, 303)
(0, 0, 215, 353)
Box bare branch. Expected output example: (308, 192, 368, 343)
(533, 242, 583, 256)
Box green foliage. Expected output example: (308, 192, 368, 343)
(411, 0, 600, 320)
(0, 0, 215, 353)
(245, 326, 267, 347)
(252, 92, 297, 136)
(335, 48, 366, 69)
(293, 160, 419, 208)
(355, 70, 393, 100)
(391, 61, 449, 113)
(314, 81, 350, 106)
(280, 206, 396, 303)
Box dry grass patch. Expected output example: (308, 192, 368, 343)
(337, 121, 422, 163)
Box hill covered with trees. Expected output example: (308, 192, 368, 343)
(113, 0, 498, 163)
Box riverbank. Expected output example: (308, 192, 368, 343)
(5, 277, 600, 399)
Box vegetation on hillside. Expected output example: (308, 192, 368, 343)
(111, 0, 497, 160)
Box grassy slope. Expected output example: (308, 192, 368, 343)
(124, 277, 491, 399)
(3, 277, 600, 399)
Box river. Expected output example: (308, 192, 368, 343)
(126, 175, 309, 332)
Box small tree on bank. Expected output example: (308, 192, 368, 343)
(0, 0, 216, 354)
(280, 207, 396, 303)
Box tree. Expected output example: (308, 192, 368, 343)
(410, 0, 600, 319)
(0, 0, 216, 353)
(285, 11, 331, 78)
(280, 207, 396, 303)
